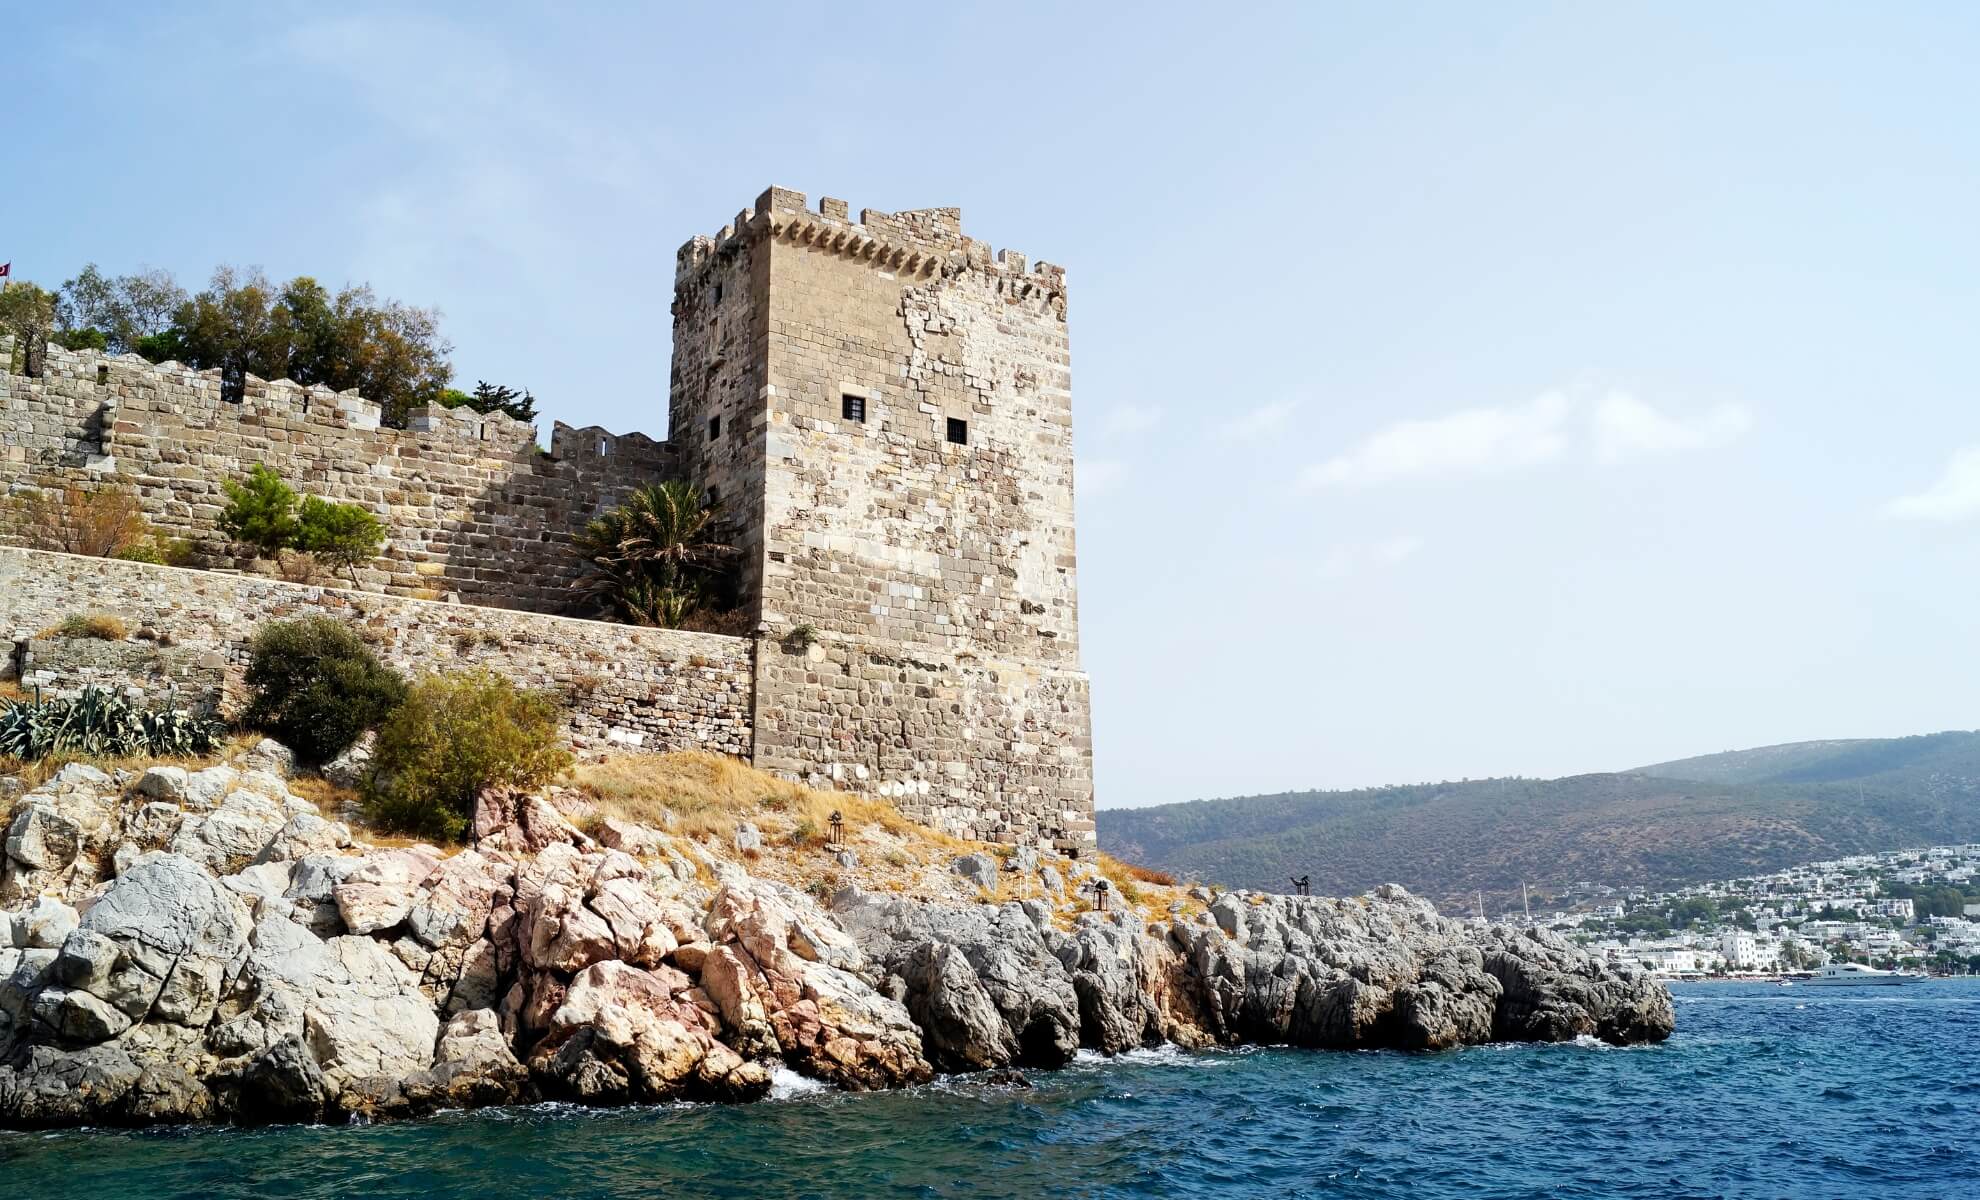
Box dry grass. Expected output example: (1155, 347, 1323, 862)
(0, 731, 261, 792)
(40, 613, 129, 641)
(1098, 851, 1177, 891)
(0, 681, 25, 704)
(571, 751, 928, 848)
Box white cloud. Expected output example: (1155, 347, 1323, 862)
(1298, 393, 1573, 490)
(1102, 403, 1160, 437)
(1592, 392, 1752, 462)
(1298, 390, 1752, 490)
(1885, 447, 1980, 521)
(1224, 400, 1298, 442)
(1078, 459, 1128, 497)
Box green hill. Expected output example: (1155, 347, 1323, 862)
(1098, 731, 1980, 912)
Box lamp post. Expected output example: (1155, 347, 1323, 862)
(828, 810, 844, 848)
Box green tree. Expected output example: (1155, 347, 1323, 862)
(364, 670, 572, 841)
(243, 617, 407, 765)
(54, 264, 187, 354)
(572, 481, 736, 628)
(162, 267, 452, 423)
(219, 464, 300, 560)
(437, 380, 538, 424)
(296, 495, 386, 582)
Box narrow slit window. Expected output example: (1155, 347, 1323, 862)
(708, 415, 722, 441)
(946, 417, 968, 445)
(843, 393, 866, 423)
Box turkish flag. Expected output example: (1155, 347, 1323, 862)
(0, 263, 10, 277)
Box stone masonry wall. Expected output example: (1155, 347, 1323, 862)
(0, 336, 674, 613)
(0, 547, 752, 757)
(13, 634, 228, 715)
(673, 189, 1094, 850)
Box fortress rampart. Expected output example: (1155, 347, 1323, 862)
(0, 336, 669, 612)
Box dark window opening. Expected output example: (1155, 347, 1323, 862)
(708, 415, 722, 441)
(712, 282, 723, 306)
(706, 485, 721, 507)
(946, 417, 968, 445)
(96, 364, 109, 385)
(842, 393, 866, 423)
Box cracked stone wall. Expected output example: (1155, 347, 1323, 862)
(0, 336, 672, 613)
(0, 547, 751, 757)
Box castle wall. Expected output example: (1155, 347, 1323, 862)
(0, 336, 673, 613)
(0, 547, 752, 758)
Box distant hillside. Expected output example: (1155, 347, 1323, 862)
(1098, 731, 1980, 912)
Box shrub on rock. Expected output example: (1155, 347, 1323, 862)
(243, 617, 407, 766)
(363, 669, 571, 841)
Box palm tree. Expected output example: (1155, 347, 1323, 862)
(573, 481, 734, 627)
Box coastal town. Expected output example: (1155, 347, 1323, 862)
(1513, 844, 1980, 979)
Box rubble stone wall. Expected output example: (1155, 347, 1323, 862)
(0, 547, 752, 757)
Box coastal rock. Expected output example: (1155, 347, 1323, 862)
(833, 888, 1081, 1069)
(1480, 925, 1675, 1045)
(400, 1007, 529, 1112)
(702, 879, 929, 1090)
(333, 847, 441, 935)
(16, 897, 80, 950)
(0, 757, 1672, 1133)
(528, 959, 768, 1103)
(81, 854, 252, 1028)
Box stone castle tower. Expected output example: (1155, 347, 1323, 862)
(669, 188, 1094, 852)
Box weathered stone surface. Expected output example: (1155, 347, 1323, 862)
(134, 767, 189, 803)
(258, 813, 351, 863)
(401, 1007, 529, 1112)
(702, 879, 930, 1090)
(302, 936, 442, 1092)
(81, 855, 251, 1010)
(16, 897, 79, 950)
(528, 960, 768, 1104)
(833, 887, 1081, 1070)
(6, 805, 81, 873)
(950, 854, 998, 890)
(333, 848, 440, 935)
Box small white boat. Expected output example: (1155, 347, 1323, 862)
(1801, 963, 1910, 987)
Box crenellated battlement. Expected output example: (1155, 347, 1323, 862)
(673, 187, 1066, 304)
(0, 334, 684, 615)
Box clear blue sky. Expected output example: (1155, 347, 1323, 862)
(13, 3, 1980, 807)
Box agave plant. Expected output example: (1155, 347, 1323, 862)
(0, 686, 223, 761)
(572, 481, 735, 628)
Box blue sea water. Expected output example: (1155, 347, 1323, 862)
(2, 980, 1976, 1199)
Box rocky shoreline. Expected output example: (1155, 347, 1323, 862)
(0, 744, 1673, 1129)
